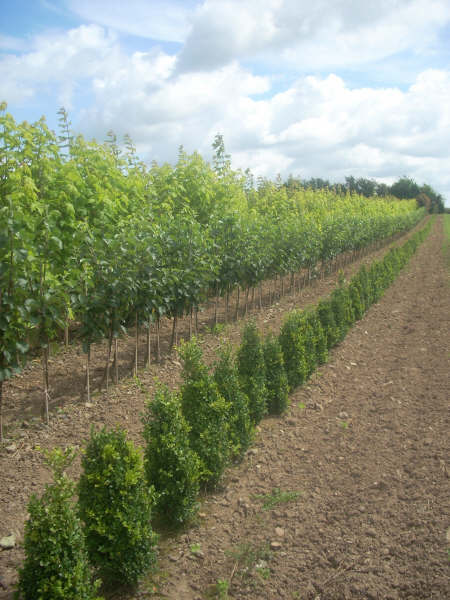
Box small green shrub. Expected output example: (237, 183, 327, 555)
(279, 310, 308, 390)
(303, 310, 328, 371)
(78, 427, 157, 587)
(330, 284, 354, 341)
(348, 278, 364, 321)
(263, 333, 289, 414)
(18, 448, 101, 600)
(179, 338, 231, 487)
(142, 383, 201, 526)
(237, 321, 267, 424)
(316, 298, 339, 350)
(213, 345, 253, 458)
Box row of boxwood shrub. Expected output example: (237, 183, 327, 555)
(17, 220, 431, 598)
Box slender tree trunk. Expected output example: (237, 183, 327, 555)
(86, 345, 91, 403)
(42, 346, 49, 425)
(156, 317, 161, 362)
(244, 286, 249, 316)
(259, 282, 263, 310)
(281, 276, 284, 297)
(170, 314, 178, 351)
(251, 286, 255, 308)
(189, 307, 193, 339)
(194, 307, 198, 334)
(64, 323, 69, 348)
(235, 286, 240, 321)
(134, 311, 139, 377)
(214, 289, 219, 326)
(114, 338, 119, 384)
(145, 317, 151, 367)
(225, 289, 230, 322)
(104, 328, 113, 391)
(0, 380, 3, 443)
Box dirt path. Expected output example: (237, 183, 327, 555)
(149, 218, 449, 600)
(0, 218, 448, 599)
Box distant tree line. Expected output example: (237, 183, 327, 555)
(281, 174, 445, 213)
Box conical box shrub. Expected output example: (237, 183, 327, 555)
(78, 427, 157, 587)
(263, 333, 289, 415)
(213, 344, 253, 458)
(18, 448, 101, 600)
(142, 383, 201, 526)
(237, 320, 267, 423)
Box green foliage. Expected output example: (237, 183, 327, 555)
(303, 310, 328, 371)
(78, 427, 157, 587)
(237, 321, 267, 424)
(316, 298, 339, 350)
(179, 339, 231, 487)
(348, 278, 365, 321)
(330, 284, 355, 341)
(213, 345, 253, 458)
(142, 383, 201, 526)
(253, 488, 301, 511)
(17, 448, 101, 600)
(263, 333, 289, 415)
(279, 311, 308, 390)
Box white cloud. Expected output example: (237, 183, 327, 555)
(177, 0, 450, 72)
(66, 0, 200, 42)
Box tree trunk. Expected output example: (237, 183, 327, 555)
(145, 317, 151, 367)
(101, 327, 113, 390)
(251, 286, 255, 308)
(259, 282, 263, 310)
(170, 314, 178, 351)
(42, 346, 50, 425)
(214, 290, 219, 326)
(134, 311, 139, 377)
(235, 286, 240, 321)
(0, 380, 3, 443)
(244, 286, 249, 316)
(64, 323, 69, 348)
(156, 317, 161, 362)
(114, 338, 119, 384)
(194, 307, 199, 334)
(86, 345, 91, 403)
(225, 289, 230, 322)
(189, 307, 193, 339)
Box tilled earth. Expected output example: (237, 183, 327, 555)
(0, 218, 449, 599)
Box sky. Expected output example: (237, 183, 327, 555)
(1, 0, 450, 205)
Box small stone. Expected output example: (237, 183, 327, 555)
(366, 528, 377, 538)
(84, 402, 93, 408)
(275, 527, 285, 537)
(5, 444, 17, 454)
(0, 534, 16, 549)
(248, 448, 258, 456)
(198, 512, 207, 518)
(270, 541, 282, 550)
(338, 411, 348, 419)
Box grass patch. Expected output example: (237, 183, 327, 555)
(253, 487, 301, 511)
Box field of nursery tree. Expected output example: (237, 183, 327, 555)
(0, 102, 427, 438)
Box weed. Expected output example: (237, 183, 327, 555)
(214, 578, 230, 599)
(190, 542, 202, 554)
(253, 488, 301, 511)
(340, 420, 349, 430)
(297, 401, 306, 410)
(226, 542, 271, 580)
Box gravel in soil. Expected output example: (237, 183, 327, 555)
(0, 218, 448, 599)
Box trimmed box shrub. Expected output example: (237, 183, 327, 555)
(279, 310, 308, 390)
(179, 338, 231, 487)
(263, 333, 289, 415)
(18, 448, 101, 600)
(78, 427, 157, 587)
(142, 383, 202, 526)
(213, 344, 253, 458)
(237, 320, 267, 424)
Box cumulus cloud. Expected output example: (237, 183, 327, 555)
(0, 25, 119, 106)
(177, 0, 450, 72)
(66, 0, 199, 42)
(1, 7, 450, 204)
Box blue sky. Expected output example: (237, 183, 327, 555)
(1, 0, 450, 204)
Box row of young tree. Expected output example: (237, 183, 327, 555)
(16, 219, 432, 598)
(283, 174, 446, 213)
(0, 102, 425, 437)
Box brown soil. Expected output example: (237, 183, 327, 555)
(0, 217, 449, 599)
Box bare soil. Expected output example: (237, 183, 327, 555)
(0, 217, 448, 599)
